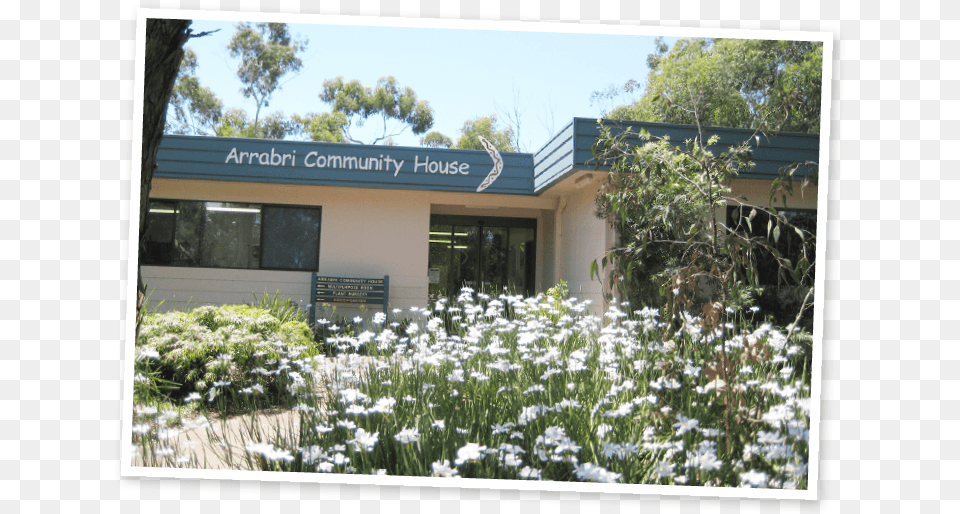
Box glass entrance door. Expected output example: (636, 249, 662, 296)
(429, 215, 536, 298)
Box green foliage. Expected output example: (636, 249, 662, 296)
(547, 280, 570, 302)
(291, 111, 349, 143)
(166, 48, 224, 136)
(135, 303, 318, 414)
(228, 22, 308, 131)
(419, 131, 453, 148)
(320, 75, 435, 145)
(454, 114, 516, 152)
(215, 108, 292, 139)
(600, 38, 823, 134)
(591, 121, 817, 330)
(228, 293, 810, 487)
(254, 290, 309, 325)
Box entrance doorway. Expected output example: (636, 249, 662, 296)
(428, 215, 536, 298)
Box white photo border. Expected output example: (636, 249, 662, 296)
(124, 7, 833, 501)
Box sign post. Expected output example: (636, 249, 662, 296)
(310, 273, 389, 324)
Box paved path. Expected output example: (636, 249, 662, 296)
(131, 354, 398, 470)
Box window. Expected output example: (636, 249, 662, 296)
(140, 200, 321, 272)
(726, 206, 817, 286)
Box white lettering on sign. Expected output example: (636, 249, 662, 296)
(413, 156, 470, 175)
(223, 146, 499, 186)
(224, 147, 296, 166)
(303, 152, 405, 176)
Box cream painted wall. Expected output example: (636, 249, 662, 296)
(554, 179, 609, 311)
(316, 187, 431, 317)
(145, 179, 432, 318)
(141, 266, 313, 311)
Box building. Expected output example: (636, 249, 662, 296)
(139, 118, 819, 319)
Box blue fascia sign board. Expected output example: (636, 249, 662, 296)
(156, 120, 819, 196)
(532, 118, 820, 193)
(156, 135, 536, 195)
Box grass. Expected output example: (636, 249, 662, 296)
(131, 288, 812, 488)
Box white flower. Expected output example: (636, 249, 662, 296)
(431, 420, 446, 430)
(349, 428, 379, 452)
(602, 442, 639, 460)
(455, 443, 488, 466)
(574, 462, 621, 483)
(344, 404, 367, 416)
(245, 442, 295, 462)
(654, 461, 675, 479)
(673, 415, 699, 436)
(686, 451, 723, 472)
(519, 466, 542, 480)
(431, 460, 459, 477)
(394, 427, 420, 445)
(136, 405, 158, 416)
(524, 384, 546, 395)
(137, 348, 159, 361)
(596, 424, 614, 439)
(740, 469, 769, 488)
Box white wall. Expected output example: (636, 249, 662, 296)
(316, 187, 431, 318)
(141, 266, 313, 312)
(554, 179, 611, 312)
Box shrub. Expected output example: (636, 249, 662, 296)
(135, 303, 318, 413)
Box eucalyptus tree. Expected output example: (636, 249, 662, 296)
(596, 37, 823, 134)
(228, 22, 308, 133)
(166, 48, 223, 136)
(453, 114, 516, 152)
(319, 75, 434, 145)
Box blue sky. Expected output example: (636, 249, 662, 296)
(180, 19, 677, 151)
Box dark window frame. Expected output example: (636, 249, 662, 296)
(428, 214, 538, 297)
(140, 199, 322, 273)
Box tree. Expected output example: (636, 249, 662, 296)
(228, 22, 307, 133)
(166, 48, 223, 136)
(214, 108, 293, 140)
(495, 85, 530, 151)
(591, 119, 817, 331)
(319, 75, 434, 145)
(453, 114, 515, 152)
(419, 131, 453, 148)
(591, 119, 817, 461)
(291, 112, 349, 143)
(139, 18, 193, 331)
(598, 37, 823, 134)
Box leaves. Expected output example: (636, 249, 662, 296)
(228, 22, 307, 130)
(320, 75, 435, 145)
(291, 111, 349, 143)
(592, 119, 817, 330)
(602, 38, 822, 134)
(453, 114, 516, 153)
(166, 48, 224, 136)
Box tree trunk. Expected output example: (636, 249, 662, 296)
(138, 19, 191, 333)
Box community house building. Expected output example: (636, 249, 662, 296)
(139, 118, 819, 320)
